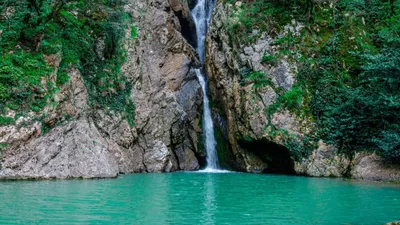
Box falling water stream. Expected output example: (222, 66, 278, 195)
(0, 2, 399, 225)
(191, 0, 220, 170)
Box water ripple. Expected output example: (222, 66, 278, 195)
(0, 173, 399, 225)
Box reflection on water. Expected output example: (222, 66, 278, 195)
(202, 174, 216, 225)
(0, 173, 399, 224)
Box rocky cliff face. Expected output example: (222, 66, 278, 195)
(0, 0, 202, 179)
(1, 0, 399, 182)
(123, 0, 202, 172)
(205, 1, 400, 181)
(205, 2, 305, 173)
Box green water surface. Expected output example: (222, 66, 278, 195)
(0, 172, 399, 224)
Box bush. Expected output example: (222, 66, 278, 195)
(261, 54, 277, 66)
(231, 0, 400, 163)
(0, 0, 135, 125)
(373, 132, 400, 163)
(0, 116, 15, 126)
(243, 71, 273, 89)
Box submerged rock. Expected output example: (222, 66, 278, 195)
(385, 222, 400, 225)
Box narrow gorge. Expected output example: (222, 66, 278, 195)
(0, 0, 399, 182)
(192, 0, 220, 170)
(1, 0, 400, 224)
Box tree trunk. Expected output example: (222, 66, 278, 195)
(34, 32, 44, 52)
(305, 0, 314, 21)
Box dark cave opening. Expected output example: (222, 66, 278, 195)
(174, 10, 197, 48)
(187, 0, 198, 10)
(238, 139, 295, 174)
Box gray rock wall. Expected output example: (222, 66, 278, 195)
(0, 0, 202, 179)
(205, 2, 303, 172)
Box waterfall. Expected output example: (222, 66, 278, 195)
(191, 0, 219, 170)
(192, 0, 214, 62)
(195, 69, 219, 170)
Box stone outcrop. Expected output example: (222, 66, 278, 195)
(205, 0, 400, 181)
(350, 153, 400, 181)
(205, 2, 303, 173)
(294, 141, 351, 178)
(123, 0, 202, 172)
(295, 142, 400, 181)
(0, 69, 122, 179)
(386, 221, 400, 225)
(0, 0, 202, 179)
(0, 117, 119, 179)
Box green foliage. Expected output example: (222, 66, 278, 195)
(56, 71, 70, 86)
(284, 135, 315, 162)
(265, 83, 310, 120)
(279, 86, 304, 111)
(0, 116, 15, 126)
(0, 0, 135, 127)
(225, 0, 314, 43)
(0, 51, 52, 111)
(266, 126, 316, 161)
(296, 1, 400, 162)
(225, 0, 296, 42)
(131, 26, 138, 40)
(260, 54, 277, 66)
(373, 132, 400, 163)
(243, 71, 273, 89)
(229, 0, 400, 163)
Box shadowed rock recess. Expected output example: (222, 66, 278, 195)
(0, 0, 202, 179)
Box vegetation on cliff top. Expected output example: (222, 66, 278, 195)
(226, 0, 400, 163)
(0, 0, 135, 126)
